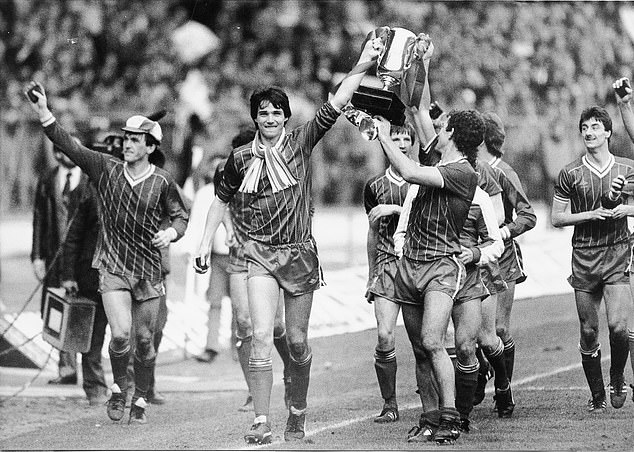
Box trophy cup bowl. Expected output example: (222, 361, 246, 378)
(350, 27, 420, 126)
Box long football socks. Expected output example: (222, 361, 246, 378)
(249, 357, 273, 419)
(503, 338, 515, 381)
(454, 360, 479, 422)
(289, 351, 312, 411)
(274, 332, 292, 383)
(580, 344, 605, 402)
(609, 330, 629, 385)
(109, 343, 131, 396)
(133, 355, 155, 402)
(374, 348, 397, 408)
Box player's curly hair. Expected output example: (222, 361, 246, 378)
(446, 109, 485, 168)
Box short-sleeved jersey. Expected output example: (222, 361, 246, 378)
(404, 158, 478, 261)
(44, 121, 189, 281)
(554, 154, 634, 248)
(363, 167, 410, 262)
(216, 102, 340, 245)
(489, 156, 536, 237)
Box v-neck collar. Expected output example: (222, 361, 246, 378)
(386, 167, 405, 186)
(582, 154, 614, 178)
(124, 163, 155, 187)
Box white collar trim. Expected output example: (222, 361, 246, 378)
(124, 163, 155, 187)
(386, 167, 405, 186)
(582, 154, 614, 178)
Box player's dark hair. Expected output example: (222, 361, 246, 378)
(250, 87, 292, 124)
(446, 109, 485, 168)
(579, 106, 612, 134)
(482, 112, 505, 158)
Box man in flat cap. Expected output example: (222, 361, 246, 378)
(25, 82, 189, 425)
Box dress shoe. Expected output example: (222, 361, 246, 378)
(147, 389, 167, 405)
(194, 349, 218, 363)
(48, 375, 77, 385)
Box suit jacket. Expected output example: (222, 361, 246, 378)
(61, 182, 100, 299)
(31, 166, 90, 289)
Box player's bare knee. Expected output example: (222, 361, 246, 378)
(110, 335, 129, 353)
(456, 340, 476, 362)
(421, 336, 444, 355)
(273, 325, 286, 338)
(288, 340, 309, 361)
(496, 325, 510, 341)
(135, 335, 153, 357)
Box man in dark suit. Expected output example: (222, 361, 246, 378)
(31, 142, 87, 385)
(60, 182, 109, 405)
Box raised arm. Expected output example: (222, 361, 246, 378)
(330, 31, 382, 111)
(376, 116, 444, 187)
(614, 77, 634, 144)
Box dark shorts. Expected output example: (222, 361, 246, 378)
(392, 255, 465, 306)
(98, 270, 164, 302)
(480, 261, 509, 294)
(455, 265, 489, 305)
(499, 239, 527, 284)
(243, 239, 322, 296)
(367, 257, 399, 302)
(568, 241, 631, 293)
(227, 243, 248, 274)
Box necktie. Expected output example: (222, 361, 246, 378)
(62, 171, 72, 206)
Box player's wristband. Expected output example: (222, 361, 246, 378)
(40, 112, 55, 127)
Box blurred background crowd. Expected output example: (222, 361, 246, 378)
(2, 0, 634, 215)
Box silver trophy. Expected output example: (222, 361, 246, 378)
(346, 27, 431, 139)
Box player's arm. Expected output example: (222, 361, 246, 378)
(193, 195, 228, 273)
(405, 40, 436, 146)
(499, 169, 536, 239)
(24, 82, 103, 177)
(551, 198, 612, 227)
(376, 117, 444, 187)
(330, 32, 382, 111)
(366, 219, 379, 282)
(614, 77, 634, 143)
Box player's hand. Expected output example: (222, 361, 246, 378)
(152, 228, 177, 249)
(61, 280, 79, 296)
(458, 246, 474, 265)
(587, 207, 613, 221)
(32, 258, 46, 281)
(610, 174, 626, 198)
(225, 229, 237, 247)
(613, 77, 632, 104)
(193, 251, 210, 274)
(368, 204, 399, 223)
(24, 81, 49, 117)
(610, 204, 630, 219)
(374, 116, 391, 139)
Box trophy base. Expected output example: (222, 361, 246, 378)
(351, 86, 406, 126)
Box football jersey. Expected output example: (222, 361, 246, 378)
(216, 102, 340, 245)
(405, 158, 478, 261)
(489, 156, 536, 237)
(363, 167, 410, 262)
(44, 121, 189, 281)
(554, 154, 634, 248)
